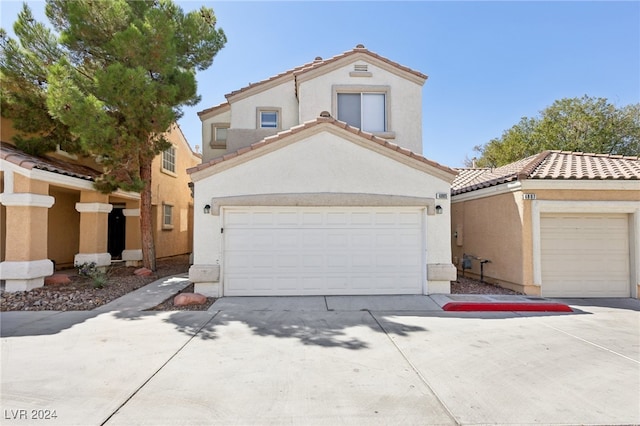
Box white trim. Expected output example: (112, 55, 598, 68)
(75, 202, 113, 213)
(452, 182, 521, 203)
(122, 208, 140, 217)
(0, 193, 55, 208)
(4, 169, 14, 194)
(531, 200, 640, 292)
(0, 259, 54, 280)
(74, 253, 112, 267)
(121, 249, 143, 261)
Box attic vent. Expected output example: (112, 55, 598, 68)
(354, 64, 368, 72)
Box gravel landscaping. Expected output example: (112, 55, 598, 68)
(1, 257, 520, 312)
(0, 255, 192, 312)
(451, 276, 522, 295)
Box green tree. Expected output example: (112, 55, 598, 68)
(1, 0, 226, 270)
(470, 96, 640, 167)
(0, 7, 78, 156)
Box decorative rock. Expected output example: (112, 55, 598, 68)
(134, 268, 153, 277)
(173, 292, 207, 306)
(44, 274, 72, 286)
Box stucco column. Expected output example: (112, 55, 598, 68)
(0, 173, 54, 291)
(121, 202, 143, 266)
(74, 191, 112, 267)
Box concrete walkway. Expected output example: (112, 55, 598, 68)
(2, 277, 638, 425)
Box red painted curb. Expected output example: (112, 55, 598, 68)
(442, 302, 573, 312)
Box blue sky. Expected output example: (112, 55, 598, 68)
(2, 1, 639, 167)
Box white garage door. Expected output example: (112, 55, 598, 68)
(223, 207, 425, 296)
(541, 213, 630, 297)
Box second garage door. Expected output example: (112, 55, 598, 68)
(540, 213, 630, 297)
(223, 207, 425, 296)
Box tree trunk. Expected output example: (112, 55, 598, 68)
(140, 157, 157, 271)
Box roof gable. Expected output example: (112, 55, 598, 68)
(452, 151, 640, 195)
(188, 115, 456, 182)
(294, 44, 428, 88)
(199, 45, 427, 110)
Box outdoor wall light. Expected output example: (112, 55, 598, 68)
(435, 205, 443, 215)
(203, 204, 211, 214)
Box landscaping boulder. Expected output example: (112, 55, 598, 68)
(174, 292, 207, 306)
(134, 268, 153, 277)
(44, 274, 71, 286)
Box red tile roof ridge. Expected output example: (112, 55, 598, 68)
(518, 150, 552, 179)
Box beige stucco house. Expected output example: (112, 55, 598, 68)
(0, 117, 201, 292)
(189, 45, 458, 297)
(452, 151, 640, 298)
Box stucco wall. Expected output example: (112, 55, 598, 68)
(200, 108, 231, 163)
(48, 187, 80, 268)
(230, 80, 299, 130)
(297, 59, 424, 154)
(452, 184, 640, 294)
(151, 125, 199, 258)
(451, 192, 524, 288)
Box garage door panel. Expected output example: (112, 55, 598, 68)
(541, 214, 630, 298)
(223, 208, 425, 296)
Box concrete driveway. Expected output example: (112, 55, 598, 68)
(1, 297, 638, 425)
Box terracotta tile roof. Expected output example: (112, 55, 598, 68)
(452, 151, 640, 195)
(197, 101, 230, 118)
(188, 116, 457, 178)
(196, 44, 427, 112)
(1, 143, 101, 181)
(292, 44, 428, 81)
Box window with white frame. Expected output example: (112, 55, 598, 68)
(257, 108, 280, 129)
(337, 92, 386, 132)
(163, 204, 173, 229)
(162, 146, 176, 173)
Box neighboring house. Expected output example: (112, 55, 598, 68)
(451, 151, 640, 298)
(0, 117, 200, 292)
(188, 45, 458, 297)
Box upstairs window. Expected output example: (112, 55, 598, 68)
(162, 146, 176, 174)
(215, 126, 228, 142)
(210, 123, 229, 149)
(337, 92, 386, 132)
(257, 107, 281, 129)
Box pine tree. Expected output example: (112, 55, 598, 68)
(1, 0, 226, 270)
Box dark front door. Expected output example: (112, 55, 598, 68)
(108, 207, 126, 259)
